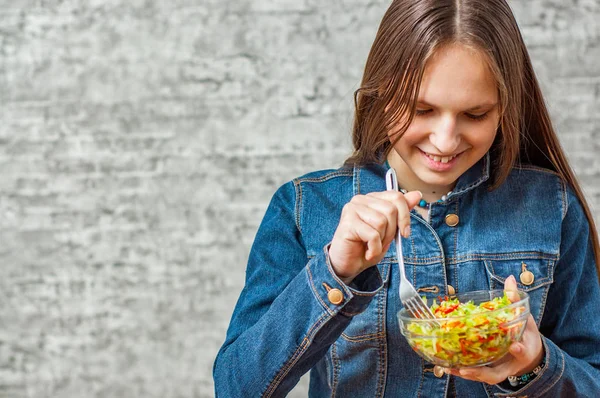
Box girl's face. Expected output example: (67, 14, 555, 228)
(388, 43, 500, 195)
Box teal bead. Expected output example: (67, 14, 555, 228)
(419, 199, 427, 207)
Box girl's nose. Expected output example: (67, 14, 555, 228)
(429, 116, 461, 154)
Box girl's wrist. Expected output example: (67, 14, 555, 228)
(326, 244, 357, 284)
(519, 335, 545, 375)
(507, 354, 546, 388)
(505, 337, 546, 389)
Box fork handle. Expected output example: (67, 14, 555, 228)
(385, 168, 406, 278)
(386, 168, 399, 192)
(385, 167, 406, 262)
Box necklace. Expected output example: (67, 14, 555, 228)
(398, 188, 452, 209)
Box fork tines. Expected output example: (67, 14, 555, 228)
(405, 297, 437, 320)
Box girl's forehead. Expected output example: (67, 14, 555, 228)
(418, 44, 498, 105)
(423, 43, 492, 77)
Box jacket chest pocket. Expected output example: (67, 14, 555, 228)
(484, 257, 555, 325)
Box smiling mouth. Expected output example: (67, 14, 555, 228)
(421, 150, 461, 164)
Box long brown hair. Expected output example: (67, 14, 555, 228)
(346, 0, 600, 279)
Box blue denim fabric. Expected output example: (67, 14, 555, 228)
(213, 154, 600, 398)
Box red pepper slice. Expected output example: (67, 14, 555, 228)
(478, 335, 494, 343)
(441, 303, 459, 314)
(459, 339, 468, 355)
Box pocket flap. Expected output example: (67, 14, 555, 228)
(484, 257, 554, 292)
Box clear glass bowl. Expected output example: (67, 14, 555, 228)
(398, 289, 530, 368)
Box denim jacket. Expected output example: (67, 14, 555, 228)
(213, 154, 600, 397)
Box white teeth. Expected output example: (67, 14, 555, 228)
(426, 153, 457, 163)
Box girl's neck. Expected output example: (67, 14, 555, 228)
(386, 150, 456, 203)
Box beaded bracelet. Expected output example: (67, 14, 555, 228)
(507, 356, 546, 387)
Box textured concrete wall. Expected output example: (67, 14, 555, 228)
(0, 1, 598, 397)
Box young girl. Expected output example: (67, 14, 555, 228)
(213, 0, 600, 396)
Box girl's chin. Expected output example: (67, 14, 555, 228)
(414, 170, 461, 189)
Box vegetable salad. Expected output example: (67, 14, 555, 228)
(403, 293, 527, 367)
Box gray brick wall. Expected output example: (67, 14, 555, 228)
(0, 1, 598, 397)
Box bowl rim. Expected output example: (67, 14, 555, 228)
(397, 289, 529, 323)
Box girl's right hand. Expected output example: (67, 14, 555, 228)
(328, 190, 423, 283)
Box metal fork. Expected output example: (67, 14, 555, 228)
(385, 168, 437, 320)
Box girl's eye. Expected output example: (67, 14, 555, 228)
(416, 109, 432, 116)
(465, 112, 489, 121)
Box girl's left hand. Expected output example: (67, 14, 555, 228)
(443, 275, 545, 385)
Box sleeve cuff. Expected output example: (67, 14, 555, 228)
(305, 244, 387, 318)
(492, 336, 564, 397)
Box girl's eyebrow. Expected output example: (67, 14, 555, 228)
(416, 100, 498, 112)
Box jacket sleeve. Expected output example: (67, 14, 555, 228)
(492, 187, 600, 397)
(213, 180, 385, 397)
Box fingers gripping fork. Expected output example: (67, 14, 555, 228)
(385, 168, 437, 321)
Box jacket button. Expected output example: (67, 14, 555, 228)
(447, 285, 456, 295)
(445, 214, 459, 227)
(328, 288, 344, 305)
(520, 262, 535, 286)
(520, 270, 535, 285)
(433, 365, 445, 378)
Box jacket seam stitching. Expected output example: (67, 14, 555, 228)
(514, 164, 561, 177)
(536, 346, 565, 396)
(452, 200, 460, 291)
(560, 178, 568, 221)
(417, 358, 425, 398)
(293, 179, 303, 235)
(409, 232, 417, 258)
(451, 154, 489, 196)
(442, 374, 450, 398)
(353, 164, 361, 196)
(262, 312, 328, 398)
(376, 276, 387, 397)
(402, 252, 559, 265)
(536, 279, 551, 328)
(453, 252, 559, 261)
(330, 341, 340, 397)
(295, 170, 353, 184)
(483, 383, 494, 397)
(451, 375, 458, 397)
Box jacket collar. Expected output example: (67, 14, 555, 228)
(353, 152, 490, 199)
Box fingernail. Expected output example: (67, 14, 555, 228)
(507, 275, 516, 283)
(403, 226, 411, 237)
(511, 344, 522, 354)
(417, 191, 423, 198)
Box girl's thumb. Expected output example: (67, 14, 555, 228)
(403, 191, 423, 210)
(504, 275, 520, 302)
(509, 342, 524, 358)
